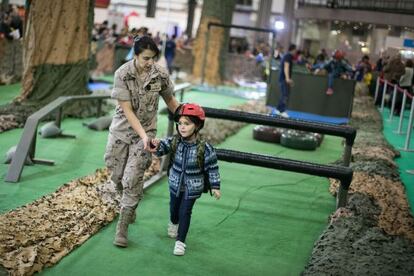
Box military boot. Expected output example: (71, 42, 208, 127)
(113, 207, 133, 247)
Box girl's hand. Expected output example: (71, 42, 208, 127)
(212, 189, 221, 200)
(148, 138, 160, 153)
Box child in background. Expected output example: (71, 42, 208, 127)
(150, 103, 221, 256)
(324, 50, 354, 95)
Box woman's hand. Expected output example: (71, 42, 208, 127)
(212, 189, 221, 200)
(142, 135, 150, 151)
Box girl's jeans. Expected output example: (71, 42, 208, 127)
(170, 191, 197, 243)
(327, 72, 341, 89)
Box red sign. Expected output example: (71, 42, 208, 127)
(95, 0, 110, 8)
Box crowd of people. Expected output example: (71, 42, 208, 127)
(275, 46, 412, 95)
(91, 22, 190, 76)
(0, 4, 24, 41)
(268, 43, 414, 117)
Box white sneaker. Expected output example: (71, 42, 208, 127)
(280, 112, 289, 118)
(173, 241, 186, 256)
(167, 222, 178, 238)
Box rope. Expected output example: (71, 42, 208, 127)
(378, 76, 413, 99)
(214, 176, 316, 227)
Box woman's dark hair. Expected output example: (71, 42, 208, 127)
(133, 35, 160, 58)
(405, 59, 413, 68)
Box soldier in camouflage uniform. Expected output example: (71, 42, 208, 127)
(105, 36, 180, 247)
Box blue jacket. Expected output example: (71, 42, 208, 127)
(324, 59, 353, 77)
(156, 136, 221, 199)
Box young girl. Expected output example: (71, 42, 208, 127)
(150, 103, 221, 256)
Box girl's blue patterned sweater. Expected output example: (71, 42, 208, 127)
(155, 136, 221, 199)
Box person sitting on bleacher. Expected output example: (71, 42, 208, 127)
(324, 50, 354, 96)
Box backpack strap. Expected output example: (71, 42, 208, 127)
(167, 134, 179, 176)
(197, 137, 212, 196)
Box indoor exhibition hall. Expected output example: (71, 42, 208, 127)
(1, 0, 414, 275)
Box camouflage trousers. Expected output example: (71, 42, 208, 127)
(104, 133, 153, 209)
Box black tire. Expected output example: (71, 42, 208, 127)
(280, 130, 318, 150)
(253, 125, 284, 144)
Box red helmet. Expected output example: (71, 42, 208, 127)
(332, 49, 345, 60)
(174, 103, 205, 133)
(176, 103, 205, 121)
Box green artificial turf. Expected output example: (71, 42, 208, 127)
(0, 83, 20, 105)
(0, 83, 345, 275)
(41, 126, 342, 276)
(381, 108, 414, 215)
(0, 90, 246, 213)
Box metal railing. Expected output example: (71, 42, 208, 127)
(298, 0, 414, 14)
(374, 77, 414, 152)
(374, 77, 414, 175)
(170, 107, 356, 209)
(203, 107, 357, 167)
(215, 148, 352, 209)
(7, 82, 355, 208)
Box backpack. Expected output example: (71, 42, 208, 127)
(168, 135, 212, 195)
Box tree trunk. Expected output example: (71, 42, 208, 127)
(0, 0, 95, 123)
(185, 0, 197, 39)
(279, 0, 295, 51)
(255, 0, 272, 43)
(1, 0, 9, 12)
(192, 0, 236, 85)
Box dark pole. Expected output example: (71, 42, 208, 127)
(255, 0, 272, 43)
(1, 0, 9, 12)
(185, 0, 197, 38)
(280, 0, 295, 51)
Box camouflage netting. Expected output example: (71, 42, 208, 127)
(200, 101, 267, 145)
(0, 100, 265, 275)
(191, 0, 236, 85)
(303, 94, 414, 275)
(0, 169, 113, 276)
(303, 193, 414, 275)
(192, 16, 223, 85)
(330, 172, 414, 240)
(0, 40, 23, 85)
(0, 115, 21, 133)
(19, 0, 91, 101)
(0, 0, 96, 130)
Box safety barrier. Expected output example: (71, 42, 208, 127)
(216, 149, 352, 209)
(203, 107, 356, 167)
(165, 107, 356, 209)
(5, 83, 191, 183)
(374, 77, 414, 175)
(7, 83, 354, 208)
